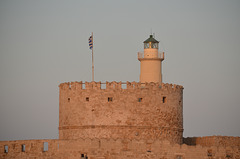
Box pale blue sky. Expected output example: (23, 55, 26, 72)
(0, 0, 240, 141)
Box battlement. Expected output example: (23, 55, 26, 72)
(1, 138, 239, 159)
(59, 81, 183, 91)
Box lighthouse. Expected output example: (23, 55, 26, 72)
(138, 35, 164, 84)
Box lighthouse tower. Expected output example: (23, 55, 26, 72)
(138, 35, 164, 84)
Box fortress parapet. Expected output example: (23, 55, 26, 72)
(59, 81, 183, 91)
(59, 81, 184, 144)
(1, 138, 239, 158)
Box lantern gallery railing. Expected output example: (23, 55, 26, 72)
(138, 52, 164, 59)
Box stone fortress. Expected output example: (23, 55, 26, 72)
(0, 35, 239, 159)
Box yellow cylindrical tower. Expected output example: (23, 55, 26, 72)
(138, 35, 164, 84)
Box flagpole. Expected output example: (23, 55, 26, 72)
(92, 32, 94, 81)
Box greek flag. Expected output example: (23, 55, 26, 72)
(89, 35, 93, 50)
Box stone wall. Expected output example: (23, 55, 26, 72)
(1, 138, 239, 159)
(0, 139, 60, 159)
(184, 136, 240, 147)
(59, 82, 183, 144)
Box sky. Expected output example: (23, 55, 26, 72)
(0, 0, 240, 141)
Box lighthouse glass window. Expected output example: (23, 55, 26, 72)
(144, 43, 149, 49)
(144, 43, 158, 49)
(152, 43, 158, 49)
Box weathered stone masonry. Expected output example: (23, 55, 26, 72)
(59, 81, 184, 144)
(1, 137, 239, 159)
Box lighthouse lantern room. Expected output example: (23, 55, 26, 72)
(138, 35, 165, 84)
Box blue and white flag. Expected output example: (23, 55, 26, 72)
(89, 35, 93, 50)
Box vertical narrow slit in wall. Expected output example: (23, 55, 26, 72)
(163, 96, 166, 103)
(68, 98, 70, 102)
(108, 97, 113, 102)
(81, 154, 84, 158)
(138, 98, 142, 102)
(4, 145, 8, 153)
(86, 97, 89, 101)
(226, 151, 232, 158)
(43, 142, 48, 152)
(22, 144, 25, 152)
(179, 101, 181, 105)
(207, 149, 213, 157)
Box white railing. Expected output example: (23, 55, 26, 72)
(138, 52, 144, 58)
(138, 52, 164, 59)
